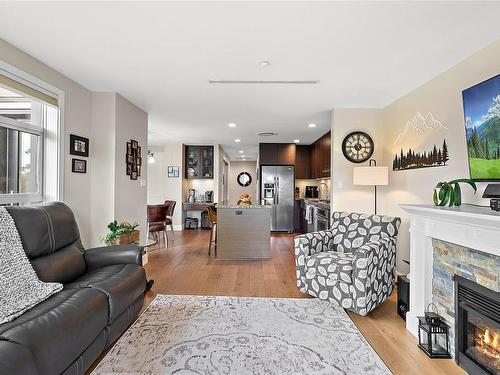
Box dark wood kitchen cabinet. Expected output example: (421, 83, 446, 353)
(259, 143, 296, 165)
(295, 145, 311, 179)
(317, 131, 331, 178)
(309, 131, 331, 179)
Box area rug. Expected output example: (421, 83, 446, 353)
(92, 295, 391, 375)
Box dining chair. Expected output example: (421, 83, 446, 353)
(207, 205, 217, 257)
(163, 200, 177, 242)
(147, 204, 169, 247)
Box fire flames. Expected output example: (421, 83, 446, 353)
(476, 328, 499, 360)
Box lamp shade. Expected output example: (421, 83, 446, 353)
(353, 166, 388, 186)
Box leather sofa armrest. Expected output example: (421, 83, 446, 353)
(83, 244, 143, 270)
(0, 341, 38, 375)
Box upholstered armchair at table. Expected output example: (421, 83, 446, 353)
(294, 211, 401, 316)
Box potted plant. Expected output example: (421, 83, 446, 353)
(102, 220, 140, 245)
(433, 178, 477, 207)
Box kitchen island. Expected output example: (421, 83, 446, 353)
(216, 204, 271, 260)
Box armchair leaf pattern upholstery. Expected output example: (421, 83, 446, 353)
(295, 212, 401, 316)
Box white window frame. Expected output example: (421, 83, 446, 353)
(0, 60, 65, 205)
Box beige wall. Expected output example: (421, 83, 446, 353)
(90, 93, 116, 246)
(217, 145, 230, 204)
(114, 94, 148, 242)
(89, 93, 148, 246)
(0, 38, 93, 245)
(331, 108, 385, 213)
(331, 39, 500, 274)
(228, 161, 257, 204)
(147, 144, 184, 229)
(381, 39, 500, 273)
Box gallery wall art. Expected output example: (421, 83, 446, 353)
(392, 111, 449, 171)
(126, 140, 142, 180)
(70, 134, 89, 157)
(393, 140, 449, 171)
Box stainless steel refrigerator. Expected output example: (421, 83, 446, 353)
(261, 165, 294, 232)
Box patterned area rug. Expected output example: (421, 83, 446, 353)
(93, 295, 391, 375)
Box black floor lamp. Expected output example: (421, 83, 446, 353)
(353, 159, 388, 215)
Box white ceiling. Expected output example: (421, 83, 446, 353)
(0, 2, 499, 161)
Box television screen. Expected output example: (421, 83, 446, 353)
(463, 74, 500, 181)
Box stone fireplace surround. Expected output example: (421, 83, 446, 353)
(400, 204, 499, 348)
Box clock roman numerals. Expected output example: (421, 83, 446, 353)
(341, 131, 374, 163)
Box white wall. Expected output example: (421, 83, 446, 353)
(90, 93, 116, 246)
(89, 93, 148, 246)
(228, 161, 257, 204)
(114, 94, 148, 242)
(147, 143, 183, 229)
(217, 145, 230, 203)
(331, 39, 500, 274)
(331, 108, 385, 213)
(0, 38, 93, 245)
(381, 39, 500, 274)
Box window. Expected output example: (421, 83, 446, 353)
(0, 65, 63, 206)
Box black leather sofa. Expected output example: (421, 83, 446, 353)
(0, 202, 147, 375)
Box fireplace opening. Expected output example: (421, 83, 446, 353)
(455, 275, 500, 375)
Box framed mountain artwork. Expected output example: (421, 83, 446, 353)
(463, 74, 500, 181)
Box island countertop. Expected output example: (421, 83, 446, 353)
(216, 204, 271, 260)
(216, 204, 270, 209)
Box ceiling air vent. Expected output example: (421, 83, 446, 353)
(209, 80, 319, 84)
(257, 132, 278, 137)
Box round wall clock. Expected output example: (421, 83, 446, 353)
(237, 172, 252, 187)
(342, 131, 374, 163)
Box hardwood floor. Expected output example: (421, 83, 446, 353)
(95, 229, 465, 375)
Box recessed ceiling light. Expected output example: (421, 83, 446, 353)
(241, 155, 245, 158)
(235, 139, 241, 143)
(294, 139, 300, 143)
(238, 150, 244, 153)
(308, 123, 317, 128)
(260, 60, 271, 68)
(228, 123, 236, 127)
(242, 158, 246, 161)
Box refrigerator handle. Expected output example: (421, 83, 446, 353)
(276, 177, 279, 205)
(273, 176, 277, 205)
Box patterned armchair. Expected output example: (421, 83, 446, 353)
(294, 212, 401, 316)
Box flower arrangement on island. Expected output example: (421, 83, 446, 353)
(237, 193, 252, 206)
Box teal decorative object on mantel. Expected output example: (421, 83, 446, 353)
(433, 179, 477, 207)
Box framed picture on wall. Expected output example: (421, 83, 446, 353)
(168, 166, 179, 178)
(72, 158, 87, 173)
(70, 134, 89, 157)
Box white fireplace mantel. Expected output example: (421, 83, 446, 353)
(399, 204, 500, 337)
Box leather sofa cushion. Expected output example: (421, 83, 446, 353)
(0, 288, 108, 375)
(31, 243, 87, 284)
(6, 202, 82, 259)
(65, 264, 146, 322)
(6, 202, 87, 284)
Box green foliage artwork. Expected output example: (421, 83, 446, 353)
(463, 75, 500, 180)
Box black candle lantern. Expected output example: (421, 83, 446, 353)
(417, 304, 451, 358)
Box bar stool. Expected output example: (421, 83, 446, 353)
(163, 200, 176, 242)
(207, 205, 217, 257)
